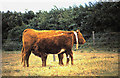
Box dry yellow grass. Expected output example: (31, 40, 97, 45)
(2, 50, 119, 76)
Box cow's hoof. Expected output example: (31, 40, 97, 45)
(23, 65, 26, 67)
(66, 64, 69, 66)
(59, 64, 64, 66)
(42, 65, 46, 67)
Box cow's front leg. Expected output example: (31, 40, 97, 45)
(41, 53, 47, 67)
(69, 51, 73, 65)
(58, 54, 64, 66)
(66, 53, 69, 65)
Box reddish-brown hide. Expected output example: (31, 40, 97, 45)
(21, 29, 86, 67)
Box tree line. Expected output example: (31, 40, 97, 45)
(1, 2, 120, 50)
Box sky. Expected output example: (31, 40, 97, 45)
(0, 0, 98, 13)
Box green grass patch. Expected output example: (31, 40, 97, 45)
(2, 50, 119, 76)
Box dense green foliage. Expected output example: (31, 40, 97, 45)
(1, 2, 120, 51)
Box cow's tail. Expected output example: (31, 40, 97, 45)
(21, 47, 24, 64)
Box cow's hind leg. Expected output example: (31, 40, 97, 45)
(22, 53, 26, 67)
(41, 53, 47, 67)
(21, 47, 24, 64)
(26, 51, 31, 67)
(22, 48, 31, 67)
(58, 53, 64, 66)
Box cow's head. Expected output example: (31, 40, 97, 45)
(72, 30, 86, 49)
(76, 30, 86, 44)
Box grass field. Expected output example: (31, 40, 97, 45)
(2, 49, 119, 76)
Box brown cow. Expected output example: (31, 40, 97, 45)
(21, 29, 86, 67)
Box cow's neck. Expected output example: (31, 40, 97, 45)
(73, 31, 78, 49)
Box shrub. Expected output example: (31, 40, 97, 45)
(3, 40, 22, 51)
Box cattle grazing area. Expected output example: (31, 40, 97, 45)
(2, 50, 119, 76)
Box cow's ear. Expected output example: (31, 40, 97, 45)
(76, 30, 80, 33)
